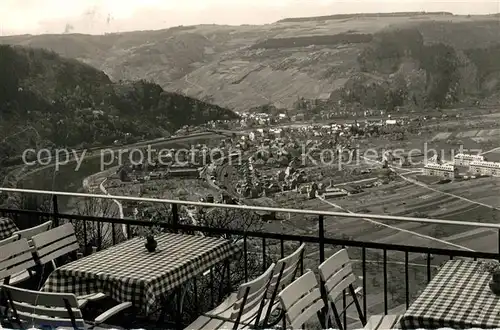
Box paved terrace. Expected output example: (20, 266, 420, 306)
(0, 187, 499, 329)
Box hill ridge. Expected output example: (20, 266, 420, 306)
(2, 14, 500, 112)
(0, 45, 237, 164)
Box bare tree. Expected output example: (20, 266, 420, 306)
(73, 197, 123, 253)
(201, 207, 262, 232)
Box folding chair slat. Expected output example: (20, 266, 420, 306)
(318, 249, 350, 280)
(286, 287, 321, 321)
(31, 223, 75, 247)
(5, 285, 79, 308)
(234, 284, 268, 316)
(0, 261, 36, 281)
(290, 299, 324, 330)
(13, 221, 52, 241)
(37, 241, 80, 265)
(0, 236, 17, 246)
(268, 263, 299, 293)
(0, 240, 30, 261)
(279, 271, 316, 311)
(0, 239, 36, 282)
(15, 312, 85, 329)
(324, 263, 354, 290)
(13, 301, 83, 319)
(270, 244, 304, 288)
(37, 235, 78, 257)
(278, 270, 325, 329)
(9, 271, 31, 286)
(326, 273, 358, 301)
(230, 263, 275, 322)
(0, 251, 35, 271)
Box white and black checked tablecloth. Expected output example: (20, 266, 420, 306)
(42, 233, 241, 314)
(0, 217, 19, 240)
(400, 259, 500, 329)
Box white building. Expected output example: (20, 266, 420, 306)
(427, 155, 441, 164)
(454, 153, 484, 166)
(469, 161, 500, 177)
(423, 163, 458, 179)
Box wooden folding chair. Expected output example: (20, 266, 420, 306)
(1, 284, 131, 330)
(186, 263, 275, 330)
(318, 248, 366, 330)
(278, 270, 327, 329)
(0, 238, 36, 286)
(11, 221, 53, 282)
(0, 238, 38, 322)
(261, 243, 305, 327)
(202, 244, 306, 328)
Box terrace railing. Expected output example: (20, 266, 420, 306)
(0, 187, 499, 328)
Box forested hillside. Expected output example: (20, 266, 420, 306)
(3, 14, 500, 111)
(340, 26, 500, 111)
(0, 45, 237, 163)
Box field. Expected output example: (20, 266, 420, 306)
(267, 176, 500, 250)
(258, 170, 500, 323)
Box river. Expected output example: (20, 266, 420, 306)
(17, 135, 218, 213)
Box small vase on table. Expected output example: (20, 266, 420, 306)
(145, 235, 157, 252)
(482, 261, 500, 295)
(490, 270, 500, 295)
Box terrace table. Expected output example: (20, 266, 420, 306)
(0, 217, 19, 240)
(41, 232, 241, 316)
(400, 259, 500, 329)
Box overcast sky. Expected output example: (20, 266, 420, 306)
(1, 0, 499, 35)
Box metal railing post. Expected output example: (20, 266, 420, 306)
(318, 215, 328, 325)
(319, 215, 325, 263)
(498, 228, 500, 261)
(52, 195, 59, 227)
(172, 204, 179, 233)
(97, 223, 102, 251)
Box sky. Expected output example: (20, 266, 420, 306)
(1, 0, 499, 35)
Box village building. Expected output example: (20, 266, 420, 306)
(454, 153, 484, 166)
(423, 163, 458, 179)
(469, 161, 500, 177)
(168, 167, 200, 178)
(427, 154, 442, 164)
(323, 190, 349, 199)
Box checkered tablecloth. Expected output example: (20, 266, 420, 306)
(42, 233, 241, 314)
(0, 217, 19, 240)
(400, 259, 500, 329)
